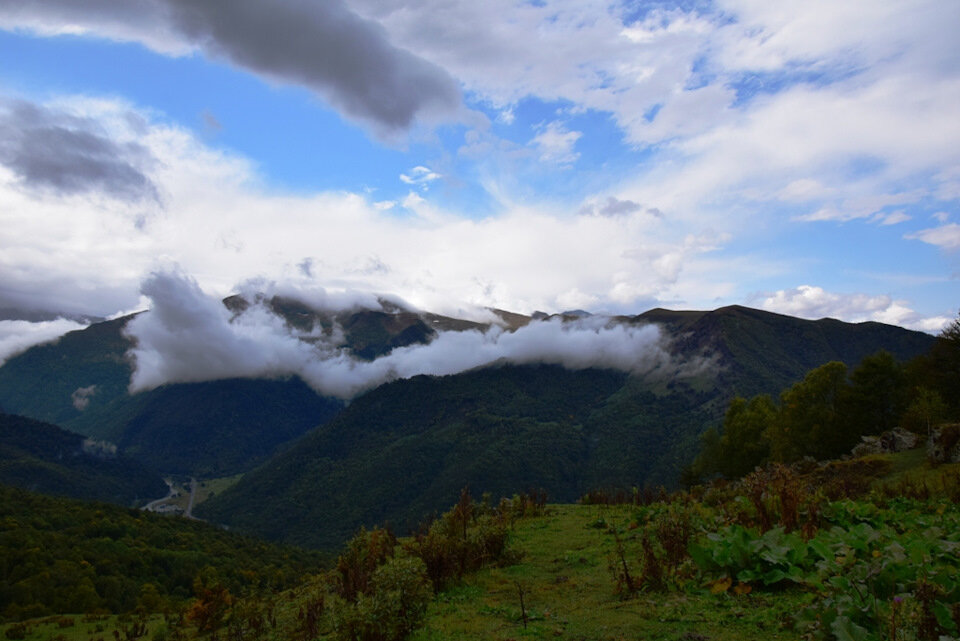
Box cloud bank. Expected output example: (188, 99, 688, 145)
(125, 271, 698, 399)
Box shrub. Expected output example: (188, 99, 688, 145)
(336, 528, 397, 602)
(333, 553, 432, 641)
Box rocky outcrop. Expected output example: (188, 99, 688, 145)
(852, 427, 920, 457)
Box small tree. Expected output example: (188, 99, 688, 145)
(770, 361, 850, 462)
(334, 553, 431, 641)
(186, 570, 233, 641)
(845, 350, 907, 436)
(903, 387, 947, 437)
(336, 527, 396, 602)
(717, 395, 776, 478)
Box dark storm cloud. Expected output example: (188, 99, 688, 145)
(0, 100, 159, 201)
(165, 0, 461, 132)
(2, 0, 462, 134)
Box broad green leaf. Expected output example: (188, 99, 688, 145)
(831, 615, 870, 641)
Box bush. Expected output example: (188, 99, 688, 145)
(333, 553, 432, 641)
(336, 528, 397, 602)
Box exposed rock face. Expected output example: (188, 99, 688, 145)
(927, 424, 960, 464)
(852, 427, 919, 457)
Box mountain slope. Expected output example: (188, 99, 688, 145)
(639, 305, 935, 396)
(198, 306, 936, 549)
(117, 377, 342, 475)
(0, 298, 469, 475)
(0, 316, 134, 437)
(0, 413, 166, 505)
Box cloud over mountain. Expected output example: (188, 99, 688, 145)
(125, 271, 701, 399)
(0, 318, 86, 366)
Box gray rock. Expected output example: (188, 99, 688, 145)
(852, 427, 920, 457)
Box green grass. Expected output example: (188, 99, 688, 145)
(195, 473, 244, 504)
(870, 447, 960, 499)
(0, 614, 168, 641)
(411, 504, 806, 640)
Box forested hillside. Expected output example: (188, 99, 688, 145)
(0, 413, 165, 505)
(0, 484, 324, 622)
(0, 298, 487, 476)
(199, 306, 937, 549)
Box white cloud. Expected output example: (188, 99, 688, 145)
(399, 165, 441, 188)
(125, 270, 706, 399)
(754, 285, 948, 332)
(71, 384, 97, 411)
(530, 121, 582, 166)
(0, 318, 86, 366)
(340, 0, 960, 268)
(875, 211, 911, 226)
(906, 223, 960, 251)
(0, 95, 727, 319)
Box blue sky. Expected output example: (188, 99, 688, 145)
(0, 0, 957, 333)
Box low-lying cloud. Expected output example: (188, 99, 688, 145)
(125, 271, 704, 399)
(71, 385, 97, 411)
(0, 318, 87, 366)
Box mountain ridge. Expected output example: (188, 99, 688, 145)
(194, 305, 935, 549)
(0, 300, 937, 497)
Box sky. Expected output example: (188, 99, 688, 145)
(0, 0, 958, 338)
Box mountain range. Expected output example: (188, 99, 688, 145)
(0, 296, 936, 548)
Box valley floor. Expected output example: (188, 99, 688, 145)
(141, 473, 243, 518)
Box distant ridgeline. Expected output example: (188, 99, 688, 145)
(0, 299, 939, 548)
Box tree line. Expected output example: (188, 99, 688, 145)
(687, 312, 960, 482)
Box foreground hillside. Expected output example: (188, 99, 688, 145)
(6, 447, 957, 641)
(0, 484, 324, 622)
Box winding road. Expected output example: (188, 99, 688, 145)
(143, 479, 175, 512)
(184, 477, 198, 519)
(142, 477, 200, 520)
